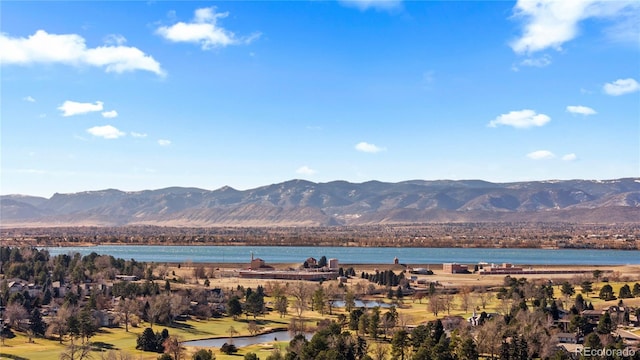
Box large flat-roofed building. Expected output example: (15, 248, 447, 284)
(239, 270, 338, 281)
(478, 263, 524, 274)
(443, 263, 469, 274)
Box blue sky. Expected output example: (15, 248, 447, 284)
(1, 0, 639, 197)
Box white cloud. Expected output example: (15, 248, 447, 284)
(158, 139, 171, 146)
(23, 96, 36, 102)
(0, 30, 164, 75)
(566, 105, 596, 115)
(87, 125, 125, 139)
(519, 55, 552, 68)
(58, 100, 103, 117)
(101, 110, 118, 118)
(488, 109, 551, 129)
(130, 132, 148, 138)
(603, 78, 640, 96)
(156, 7, 261, 50)
(562, 153, 577, 161)
(296, 166, 317, 175)
(355, 142, 386, 153)
(339, 0, 402, 11)
(510, 0, 639, 54)
(527, 150, 555, 160)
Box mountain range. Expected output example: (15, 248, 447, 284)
(2, 178, 640, 227)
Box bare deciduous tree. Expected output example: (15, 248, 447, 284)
(4, 303, 28, 329)
(47, 306, 72, 343)
(163, 335, 185, 360)
(290, 282, 312, 318)
(443, 293, 455, 315)
(476, 288, 492, 310)
(475, 317, 505, 359)
(459, 287, 473, 312)
(247, 321, 262, 336)
(372, 343, 388, 360)
(116, 298, 139, 332)
(59, 342, 92, 360)
(428, 295, 442, 316)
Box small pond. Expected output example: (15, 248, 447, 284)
(183, 330, 310, 348)
(332, 300, 393, 308)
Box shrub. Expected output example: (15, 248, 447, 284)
(193, 348, 215, 360)
(220, 343, 238, 355)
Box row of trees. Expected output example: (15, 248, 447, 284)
(9, 223, 638, 249)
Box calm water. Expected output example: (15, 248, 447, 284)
(332, 300, 393, 308)
(42, 245, 640, 265)
(183, 330, 308, 348)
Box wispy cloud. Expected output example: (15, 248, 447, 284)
(488, 109, 550, 129)
(527, 150, 555, 160)
(339, 0, 402, 11)
(156, 7, 260, 50)
(14, 168, 46, 174)
(562, 153, 577, 161)
(104, 34, 127, 46)
(131, 132, 148, 138)
(23, 96, 36, 102)
(87, 125, 125, 139)
(510, 0, 639, 54)
(296, 166, 317, 175)
(158, 139, 171, 146)
(0, 30, 164, 75)
(355, 142, 386, 153)
(59, 100, 104, 117)
(603, 78, 639, 96)
(513, 55, 552, 71)
(101, 110, 118, 118)
(566, 105, 596, 116)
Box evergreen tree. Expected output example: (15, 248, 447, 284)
(396, 286, 404, 301)
(390, 329, 410, 360)
(599, 284, 615, 301)
(67, 314, 81, 340)
(136, 327, 165, 353)
(227, 296, 243, 320)
(318, 256, 328, 268)
(29, 308, 46, 337)
(619, 284, 633, 299)
(246, 292, 265, 319)
(455, 336, 478, 360)
(42, 288, 52, 305)
(312, 287, 326, 315)
(597, 312, 613, 334)
(561, 282, 575, 299)
(368, 307, 380, 340)
(584, 332, 602, 349)
(79, 306, 97, 343)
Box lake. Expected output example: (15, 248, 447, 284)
(42, 245, 640, 265)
